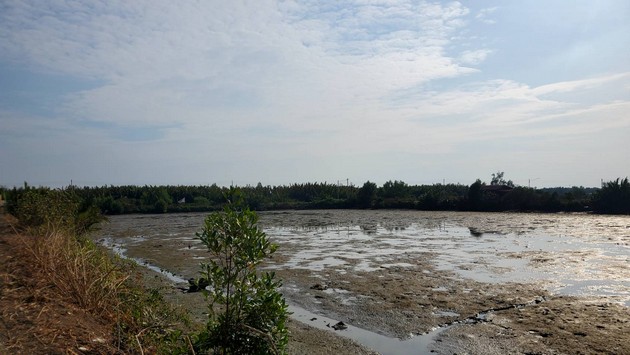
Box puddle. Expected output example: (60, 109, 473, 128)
(435, 310, 460, 317)
(253, 211, 630, 304)
(289, 304, 446, 355)
(97, 211, 630, 305)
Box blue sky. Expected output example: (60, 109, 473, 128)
(1, 0, 629, 188)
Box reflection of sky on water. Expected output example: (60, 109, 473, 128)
(98, 210, 630, 305)
(257, 210, 630, 305)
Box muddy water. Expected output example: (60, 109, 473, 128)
(95, 210, 630, 353)
(256, 210, 630, 304)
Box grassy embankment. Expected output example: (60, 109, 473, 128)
(0, 189, 191, 353)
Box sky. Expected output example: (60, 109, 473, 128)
(1, 0, 629, 188)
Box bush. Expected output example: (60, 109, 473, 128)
(193, 189, 289, 354)
(14, 188, 103, 235)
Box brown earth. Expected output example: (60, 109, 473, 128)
(274, 261, 630, 354)
(120, 216, 630, 355)
(136, 267, 379, 355)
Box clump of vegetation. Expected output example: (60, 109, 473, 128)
(593, 177, 630, 214)
(6, 183, 103, 235)
(193, 188, 289, 354)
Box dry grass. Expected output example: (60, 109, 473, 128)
(0, 225, 117, 354)
(22, 226, 130, 319)
(0, 214, 189, 354)
(0, 187, 190, 353)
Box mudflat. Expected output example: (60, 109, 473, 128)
(98, 210, 630, 354)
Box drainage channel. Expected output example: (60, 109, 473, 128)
(288, 296, 547, 354)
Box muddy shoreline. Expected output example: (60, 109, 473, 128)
(97, 210, 630, 354)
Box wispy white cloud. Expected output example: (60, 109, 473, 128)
(458, 49, 493, 65)
(375, 70, 630, 157)
(475, 6, 498, 25)
(532, 72, 630, 96)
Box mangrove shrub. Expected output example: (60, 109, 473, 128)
(193, 189, 289, 354)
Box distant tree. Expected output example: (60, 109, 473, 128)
(381, 180, 409, 198)
(141, 187, 171, 213)
(357, 181, 377, 208)
(593, 178, 630, 214)
(491, 171, 514, 187)
(468, 179, 484, 210)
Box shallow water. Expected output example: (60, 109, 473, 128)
(100, 235, 446, 353)
(259, 210, 629, 305)
(97, 210, 630, 306)
(288, 303, 446, 355)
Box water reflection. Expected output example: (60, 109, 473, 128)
(257, 210, 630, 305)
(98, 210, 630, 305)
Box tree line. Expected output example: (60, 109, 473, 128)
(2, 175, 629, 215)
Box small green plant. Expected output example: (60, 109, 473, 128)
(193, 188, 289, 354)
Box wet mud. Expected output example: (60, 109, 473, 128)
(96, 210, 630, 354)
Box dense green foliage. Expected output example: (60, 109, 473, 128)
(193, 189, 289, 354)
(2, 174, 628, 215)
(593, 178, 630, 214)
(5, 184, 103, 234)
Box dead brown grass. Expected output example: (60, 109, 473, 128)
(22, 226, 130, 319)
(0, 219, 116, 354)
(0, 213, 189, 354)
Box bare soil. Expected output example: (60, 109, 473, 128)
(259, 256, 629, 354)
(137, 266, 379, 355)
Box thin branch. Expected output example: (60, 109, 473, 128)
(240, 323, 278, 355)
